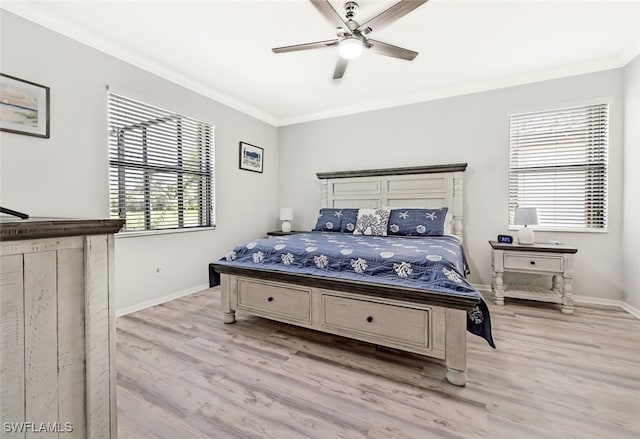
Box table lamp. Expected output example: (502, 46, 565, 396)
(280, 208, 293, 232)
(514, 207, 538, 245)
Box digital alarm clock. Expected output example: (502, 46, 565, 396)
(497, 234, 513, 244)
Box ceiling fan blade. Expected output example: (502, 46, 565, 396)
(333, 56, 349, 80)
(272, 39, 339, 53)
(367, 39, 418, 61)
(358, 0, 428, 35)
(310, 0, 349, 30)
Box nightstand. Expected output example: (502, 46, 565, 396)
(266, 231, 304, 236)
(489, 241, 578, 314)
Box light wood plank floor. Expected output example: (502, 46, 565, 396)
(117, 287, 640, 439)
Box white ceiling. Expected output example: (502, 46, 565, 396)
(3, 0, 639, 126)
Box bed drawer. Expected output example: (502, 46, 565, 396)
(504, 252, 563, 273)
(322, 295, 429, 347)
(236, 279, 311, 323)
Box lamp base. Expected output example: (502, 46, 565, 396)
(518, 226, 535, 245)
(281, 221, 292, 233)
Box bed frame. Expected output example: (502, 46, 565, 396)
(213, 163, 477, 386)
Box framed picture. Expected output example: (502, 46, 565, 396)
(0, 73, 50, 138)
(239, 141, 264, 173)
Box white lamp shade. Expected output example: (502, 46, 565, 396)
(279, 208, 293, 221)
(514, 207, 538, 226)
(338, 37, 363, 59)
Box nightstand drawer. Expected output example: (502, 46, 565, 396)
(322, 295, 429, 347)
(504, 253, 563, 272)
(237, 279, 311, 323)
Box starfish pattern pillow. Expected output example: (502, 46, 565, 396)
(387, 208, 448, 236)
(313, 208, 359, 232)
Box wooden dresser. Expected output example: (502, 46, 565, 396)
(1, 217, 124, 438)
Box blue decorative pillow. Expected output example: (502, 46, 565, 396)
(340, 209, 359, 233)
(387, 208, 449, 236)
(312, 208, 359, 232)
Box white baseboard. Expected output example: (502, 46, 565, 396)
(622, 302, 640, 320)
(116, 283, 209, 317)
(471, 283, 638, 320)
(572, 295, 622, 308)
(116, 282, 640, 320)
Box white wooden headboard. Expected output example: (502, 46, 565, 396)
(316, 164, 467, 242)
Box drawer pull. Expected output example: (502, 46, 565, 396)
(530, 261, 536, 265)
(366, 316, 373, 323)
(267, 297, 274, 302)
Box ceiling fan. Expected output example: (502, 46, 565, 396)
(272, 0, 428, 80)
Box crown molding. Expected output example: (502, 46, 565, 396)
(278, 54, 634, 126)
(3, 3, 637, 128)
(1, 2, 279, 127)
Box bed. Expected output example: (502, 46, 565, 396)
(211, 164, 494, 386)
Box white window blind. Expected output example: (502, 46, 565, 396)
(108, 92, 214, 232)
(509, 103, 608, 231)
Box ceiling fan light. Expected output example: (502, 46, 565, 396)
(339, 37, 362, 59)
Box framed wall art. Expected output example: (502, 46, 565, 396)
(239, 141, 263, 173)
(0, 73, 50, 138)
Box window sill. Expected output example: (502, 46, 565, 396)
(508, 226, 607, 234)
(115, 226, 216, 239)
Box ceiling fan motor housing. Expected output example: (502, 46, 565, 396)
(343, 2, 359, 20)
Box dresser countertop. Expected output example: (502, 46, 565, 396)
(0, 217, 125, 241)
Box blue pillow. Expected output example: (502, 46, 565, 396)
(340, 209, 359, 233)
(387, 208, 448, 236)
(312, 208, 359, 232)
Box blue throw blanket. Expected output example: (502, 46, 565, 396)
(216, 232, 494, 347)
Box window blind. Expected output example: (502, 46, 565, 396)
(108, 92, 214, 231)
(509, 103, 608, 230)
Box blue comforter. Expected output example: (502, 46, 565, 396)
(216, 232, 494, 347)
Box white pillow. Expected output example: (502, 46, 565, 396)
(353, 207, 391, 236)
(444, 210, 453, 235)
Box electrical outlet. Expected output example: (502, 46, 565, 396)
(154, 266, 162, 277)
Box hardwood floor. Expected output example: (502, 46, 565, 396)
(116, 287, 640, 439)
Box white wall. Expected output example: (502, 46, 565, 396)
(2, 10, 632, 308)
(623, 55, 640, 310)
(0, 11, 279, 312)
(279, 69, 625, 301)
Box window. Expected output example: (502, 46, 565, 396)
(509, 103, 608, 231)
(108, 92, 214, 232)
